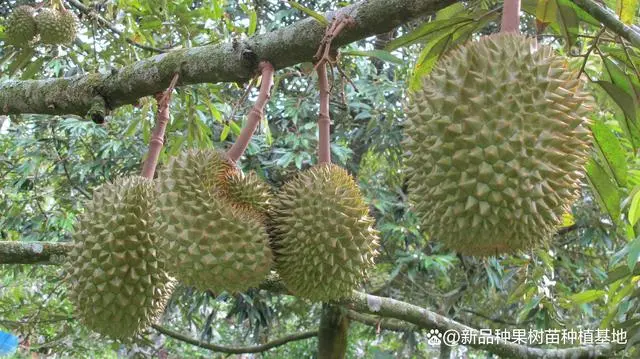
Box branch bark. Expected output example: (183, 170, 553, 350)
(570, 0, 640, 48)
(153, 324, 317, 354)
(0, 241, 72, 265)
(342, 291, 619, 359)
(0, 0, 455, 117)
(0, 241, 622, 358)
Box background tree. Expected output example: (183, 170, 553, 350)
(1, 0, 640, 358)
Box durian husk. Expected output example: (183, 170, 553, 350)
(65, 176, 175, 341)
(270, 164, 380, 301)
(4, 5, 37, 46)
(404, 33, 593, 256)
(156, 149, 273, 292)
(35, 8, 78, 45)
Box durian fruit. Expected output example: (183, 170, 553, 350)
(222, 170, 272, 217)
(156, 149, 273, 293)
(35, 8, 78, 45)
(65, 176, 175, 341)
(404, 33, 592, 256)
(270, 164, 379, 301)
(4, 5, 37, 46)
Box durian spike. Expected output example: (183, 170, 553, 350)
(500, 0, 521, 34)
(317, 63, 331, 164)
(141, 73, 180, 179)
(227, 61, 275, 163)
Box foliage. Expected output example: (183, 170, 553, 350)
(0, 0, 640, 357)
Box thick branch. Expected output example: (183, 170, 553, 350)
(0, 0, 455, 117)
(570, 0, 640, 48)
(342, 292, 618, 359)
(226, 62, 274, 162)
(0, 241, 72, 265)
(152, 324, 317, 354)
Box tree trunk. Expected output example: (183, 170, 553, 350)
(317, 304, 350, 359)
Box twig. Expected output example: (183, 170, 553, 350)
(65, 0, 168, 53)
(570, 0, 640, 48)
(153, 324, 317, 354)
(226, 61, 275, 163)
(578, 27, 606, 78)
(317, 63, 331, 164)
(140, 73, 179, 179)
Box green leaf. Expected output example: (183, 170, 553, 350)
(384, 17, 473, 51)
(436, 2, 467, 19)
(555, 0, 579, 48)
(586, 157, 622, 223)
(536, 0, 558, 24)
(602, 57, 636, 98)
(220, 125, 230, 141)
(597, 81, 638, 133)
(629, 190, 640, 226)
(628, 236, 640, 270)
(229, 120, 241, 136)
(341, 50, 403, 64)
(287, 1, 328, 25)
(569, 290, 607, 304)
(591, 120, 627, 187)
(409, 33, 452, 91)
(617, 0, 639, 24)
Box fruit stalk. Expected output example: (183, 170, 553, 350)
(141, 73, 179, 179)
(500, 0, 521, 33)
(317, 63, 331, 164)
(227, 61, 275, 162)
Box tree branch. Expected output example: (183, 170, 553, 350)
(0, 241, 622, 357)
(570, 0, 640, 48)
(66, 0, 168, 53)
(0, 241, 72, 265)
(152, 324, 317, 354)
(0, 0, 455, 117)
(342, 291, 619, 359)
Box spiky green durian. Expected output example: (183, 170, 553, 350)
(4, 5, 37, 46)
(222, 170, 272, 217)
(404, 33, 593, 256)
(35, 8, 78, 45)
(270, 164, 379, 301)
(156, 149, 273, 292)
(65, 176, 175, 341)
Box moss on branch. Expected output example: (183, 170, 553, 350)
(0, 0, 455, 117)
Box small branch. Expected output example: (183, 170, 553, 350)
(65, 0, 168, 53)
(345, 310, 416, 332)
(317, 63, 331, 164)
(342, 291, 620, 358)
(578, 27, 606, 78)
(140, 73, 179, 179)
(226, 62, 275, 163)
(570, 0, 640, 48)
(0, 241, 72, 265)
(152, 324, 317, 354)
(500, 0, 521, 33)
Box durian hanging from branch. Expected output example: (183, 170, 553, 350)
(403, 0, 593, 256)
(64, 74, 180, 341)
(155, 62, 275, 293)
(270, 18, 380, 301)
